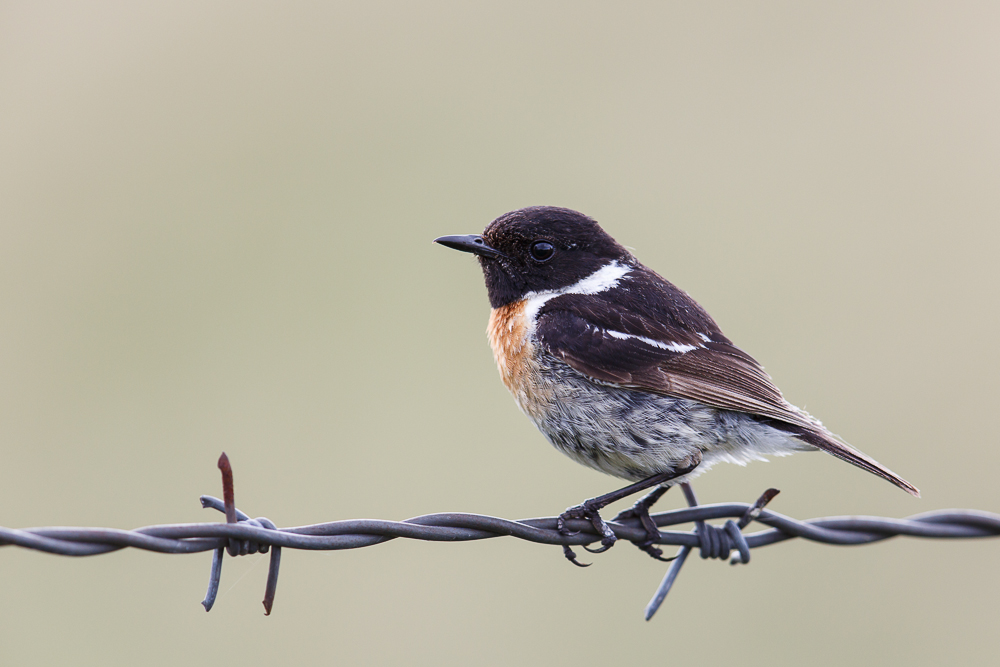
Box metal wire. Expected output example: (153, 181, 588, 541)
(1, 453, 997, 619)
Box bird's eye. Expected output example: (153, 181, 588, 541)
(530, 241, 555, 262)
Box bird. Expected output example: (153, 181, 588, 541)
(434, 206, 918, 566)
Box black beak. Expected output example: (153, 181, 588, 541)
(433, 234, 506, 259)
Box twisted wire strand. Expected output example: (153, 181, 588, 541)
(2, 453, 997, 619)
(3, 500, 997, 557)
(6, 503, 995, 558)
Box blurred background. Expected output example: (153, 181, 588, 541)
(1, 2, 997, 664)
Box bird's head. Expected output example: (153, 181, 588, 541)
(434, 206, 632, 308)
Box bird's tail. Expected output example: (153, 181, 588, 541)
(789, 427, 920, 497)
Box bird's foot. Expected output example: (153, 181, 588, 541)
(554, 463, 699, 567)
(613, 489, 675, 562)
(557, 499, 617, 567)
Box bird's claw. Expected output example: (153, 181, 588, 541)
(562, 544, 590, 567)
(558, 501, 617, 566)
(614, 496, 676, 562)
(635, 539, 675, 562)
(555, 514, 579, 537)
(583, 541, 614, 554)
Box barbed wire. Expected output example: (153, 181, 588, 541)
(2, 453, 998, 620)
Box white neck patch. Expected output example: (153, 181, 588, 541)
(522, 260, 631, 324)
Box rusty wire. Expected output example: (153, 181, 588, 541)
(1, 453, 998, 619)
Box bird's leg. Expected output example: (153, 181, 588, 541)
(612, 485, 674, 562)
(557, 454, 701, 567)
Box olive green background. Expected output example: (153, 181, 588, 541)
(1, 2, 997, 665)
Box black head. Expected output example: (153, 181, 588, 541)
(435, 206, 632, 307)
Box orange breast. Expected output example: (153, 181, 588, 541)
(486, 301, 551, 417)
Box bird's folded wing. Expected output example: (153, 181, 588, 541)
(536, 303, 921, 496)
(535, 304, 817, 431)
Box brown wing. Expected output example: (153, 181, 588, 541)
(537, 307, 920, 496)
(634, 342, 818, 429)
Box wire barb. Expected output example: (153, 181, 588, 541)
(2, 457, 997, 618)
(199, 453, 282, 614)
